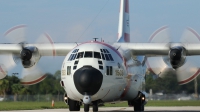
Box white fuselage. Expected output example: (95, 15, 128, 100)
(61, 41, 145, 102)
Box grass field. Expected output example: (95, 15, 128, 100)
(1, 100, 200, 110)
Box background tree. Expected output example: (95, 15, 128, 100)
(0, 78, 9, 99)
(11, 84, 23, 101)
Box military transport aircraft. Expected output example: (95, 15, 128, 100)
(1, 0, 200, 111)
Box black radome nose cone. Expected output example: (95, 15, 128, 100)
(74, 66, 103, 95)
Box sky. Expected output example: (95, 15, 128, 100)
(1, 0, 200, 76)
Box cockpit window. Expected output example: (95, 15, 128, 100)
(100, 49, 114, 61)
(73, 54, 77, 60)
(68, 49, 113, 61)
(71, 54, 76, 60)
(72, 49, 79, 53)
(103, 49, 106, 53)
(68, 54, 72, 61)
(76, 52, 84, 59)
(72, 49, 76, 53)
(105, 49, 109, 53)
(84, 51, 93, 58)
(104, 54, 110, 61)
(108, 54, 113, 61)
(94, 52, 101, 59)
(101, 53, 105, 60)
(68, 49, 79, 61)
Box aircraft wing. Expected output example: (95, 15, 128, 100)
(0, 43, 77, 56)
(114, 42, 200, 85)
(113, 42, 200, 56)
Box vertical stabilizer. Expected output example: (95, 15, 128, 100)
(117, 0, 130, 42)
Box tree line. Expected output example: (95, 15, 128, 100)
(0, 70, 64, 101)
(0, 69, 199, 101)
(145, 71, 200, 95)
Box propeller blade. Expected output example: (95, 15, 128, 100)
(175, 27, 200, 84)
(20, 33, 56, 85)
(2, 25, 54, 85)
(0, 64, 8, 79)
(4, 25, 26, 43)
(146, 26, 171, 77)
(176, 60, 200, 85)
(36, 33, 56, 56)
(20, 66, 47, 85)
(148, 26, 170, 43)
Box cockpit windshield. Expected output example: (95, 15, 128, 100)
(84, 51, 93, 58)
(94, 52, 101, 59)
(68, 49, 114, 61)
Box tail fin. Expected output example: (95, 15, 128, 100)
(117, 0, 130, 42)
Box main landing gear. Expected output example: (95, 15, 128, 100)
(128, 92, 146, 111)
(64, 94, 81, 111)
(68, 98, 81, 111)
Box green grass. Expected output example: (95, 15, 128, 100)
(145, 100, 200, 106)
(0, 101, 68, 110)
(1, 100, 200, 110)
(104, 100, 200, 107)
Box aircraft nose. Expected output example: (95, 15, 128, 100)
(74, 66, 103, 95)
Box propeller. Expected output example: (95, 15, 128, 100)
(0, 25, 56, 85)
(146, 26, 200, 85)
(146, 26, 172, 78)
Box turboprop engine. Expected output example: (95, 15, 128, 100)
(169, 46, 186, 69)
(20, 46, 40, 68)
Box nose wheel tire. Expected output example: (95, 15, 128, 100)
(92, 101, 98, 111)
(68, 98, 80, 111)
(84, 104, 90, 112)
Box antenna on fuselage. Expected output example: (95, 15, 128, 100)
(93, 38, 98, 41)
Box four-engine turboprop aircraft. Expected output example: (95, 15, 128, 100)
(1, 0, 200, 111)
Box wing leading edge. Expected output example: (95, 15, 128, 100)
(0, 43, 77, 56)
(113, 42, 200, 56)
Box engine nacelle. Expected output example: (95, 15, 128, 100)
(169, 46, 186, 69)
(20, 46, 40, 68)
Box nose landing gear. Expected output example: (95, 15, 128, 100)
(68, 98, 81, 111)
(84, 101, 99, 112)
(83, 94, 98, 112)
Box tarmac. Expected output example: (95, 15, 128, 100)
(1, 107, 200, 112)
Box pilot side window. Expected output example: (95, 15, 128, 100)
(67, 66, 71, 75)
(72, 53, 77, 60)
(108, 54, 114, 61)
(68, 49, 79, 61)
(94, 52, 101, 59)
(104, 54, 110, 61)
(68, 54, 73, 61)
(84, 51, 93, 58)
(100, 49, 114, 61)
(101, 53, 105, 60)
(70, 54, 75, 61)
(76, 52, 84, 59)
